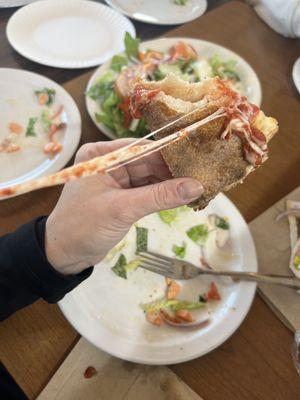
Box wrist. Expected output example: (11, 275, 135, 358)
(45, 214, 88, 275)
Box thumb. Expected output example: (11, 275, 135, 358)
(121, 178, 203, 221)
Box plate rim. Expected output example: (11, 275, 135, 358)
(104, 0, 207, 25)
(0, 67, 81, 193)
(6, 0, 136, 69)
(292, 57, 300, 94)
(59, 193, 257, 365)
(85, 36, 262, 139)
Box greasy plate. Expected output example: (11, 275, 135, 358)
(6, 0, 136, 69)
(0, 68, 81, 194)
(105, 0, 207, 25)
(86, 37, 262, 139)
(59, 194, 257, 365)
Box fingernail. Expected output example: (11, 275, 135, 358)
(177, 180, 203, 201)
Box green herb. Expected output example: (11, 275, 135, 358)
(140, 298, 205, 313)
(170, 300, 205, 311)
(40, 109, 52, 133)
(25, 117, 37, 137)
(172, 242, 186, 259)
(293, 255, 300, 270)
(186, 224, 209, 245)
(35, 88, 56, 106)
(110, 54, 128, 72)
(111, 254, 127, 279)
(215, 216, 230, 230)
(159, 209, 178, 224)
(173, 0, 188, 5)
(209, 55, 240, 82)
(125, 258, 141, 272)
(124, 32, 140, 60)
(136, 226, 148, 253)
(198, 294, 207, 303)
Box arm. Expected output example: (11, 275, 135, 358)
(0, 139, 203, 320)
(0, 217, 92, 321)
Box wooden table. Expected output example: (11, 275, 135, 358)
(0, 2, 300, 399)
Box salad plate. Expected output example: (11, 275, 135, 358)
(86, 36, 262, 140)
(105, 0, 207, 25)
(0, 68, 81, 195)
(6, 0, 136, 69)
(59, 193, 257, 365)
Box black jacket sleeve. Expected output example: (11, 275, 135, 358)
(0, 217, 93, 321)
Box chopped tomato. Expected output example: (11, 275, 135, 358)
(44, 142, 62, 156)
(146, 311, 162, 326)
(168, 41, 197, 63)
(118, 97, 132, 128)
(51, 105, 64, 120)
(6, 143, 21, 153)
(175, 309, 193, 323)
(139, 50, 164, 64)
(8, 122, 23, 134)
(84, 366, 97, 379)
(38, 92, 49, 106)
(206, 282, 221, 301)
(160, 309, 182, 324)
(48, 123, 66, 142)
(166, 279, 181, 300)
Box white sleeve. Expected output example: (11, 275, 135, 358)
(250, 0, 300, 38)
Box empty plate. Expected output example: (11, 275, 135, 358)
(105, 0, 207, 25)
(6, 0, 136, 69)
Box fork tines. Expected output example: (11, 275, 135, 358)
(139, 251, 176, 278)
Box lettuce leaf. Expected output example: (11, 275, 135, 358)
(110, 54, 128, 72)
(186, 224, 209, 245)
(172, 242, 186, 259)
(124, 32, 140, 60)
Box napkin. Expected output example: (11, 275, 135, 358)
(249, 186, 300, 333)
(249, 0, 300, 38)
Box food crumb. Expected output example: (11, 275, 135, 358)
(84, 366, 97, 379)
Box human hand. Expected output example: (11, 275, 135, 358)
(45, 139, 203, 275)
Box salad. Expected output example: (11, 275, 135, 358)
(87, 33, 242, 139)
(0, 87, 66, 157)
(106, 206, 233, 328)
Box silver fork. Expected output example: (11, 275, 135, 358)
(139, 251, 300, 290)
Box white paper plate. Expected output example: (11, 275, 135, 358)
(105, 0, 207, 25)
(59, 194, 257, 365)
(0, 0, 36, 6)
(293, 57, 300, 95)
(6, 0, 136, 69)
(86, 37, 262, 139)
(0, 68, 81, 194)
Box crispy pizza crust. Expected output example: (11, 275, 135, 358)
(137, 75, 278, 210)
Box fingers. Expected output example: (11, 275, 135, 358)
(118, 178, 204, 223)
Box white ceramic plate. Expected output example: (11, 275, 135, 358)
(0, 0, 36, 6)
(0, 68, 81, 193)
(292, 57, 300, 95)
(105, 0, 207, 25)
(59, 194, 257, 365)
(6, 0, 136, 69)
(86, 37, 262, 139)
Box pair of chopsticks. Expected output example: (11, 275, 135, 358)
(0, 108, 225, 198)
